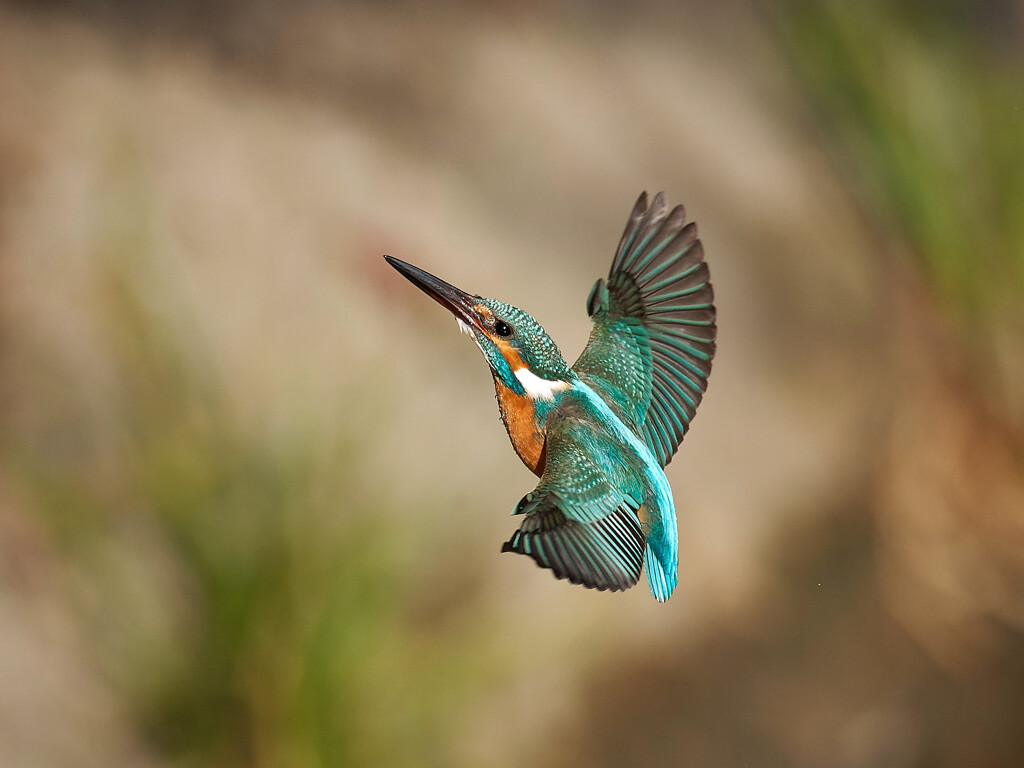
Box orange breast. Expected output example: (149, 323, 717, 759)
(494, 378, 546, 476)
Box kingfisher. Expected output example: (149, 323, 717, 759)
(385, 192, 716, 601)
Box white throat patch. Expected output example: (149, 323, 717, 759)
(514, 367, 570, 401)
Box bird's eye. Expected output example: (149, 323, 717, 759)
(494, 320, 513, 337)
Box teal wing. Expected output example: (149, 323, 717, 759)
(573, 191, 716, 466)
(502, 419, 645, 592)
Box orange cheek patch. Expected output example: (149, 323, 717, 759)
(494, 339, 526, 372)
(470, 306, 527, 373)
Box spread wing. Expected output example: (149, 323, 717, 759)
(502, 418, 645, 592)
(573, 191, 717, 467)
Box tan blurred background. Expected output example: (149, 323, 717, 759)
(1, 1, 1023, 766)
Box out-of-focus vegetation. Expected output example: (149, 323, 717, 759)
(0, 2, 1022, 767)
(778, 0, 1024, 414)
(4, 148, 496, 767)
(776, 0, 1024, 668)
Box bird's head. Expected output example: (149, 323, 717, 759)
(385, 256, 571, 400)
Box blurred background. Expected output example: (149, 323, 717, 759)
(1, 0, 1023, 766)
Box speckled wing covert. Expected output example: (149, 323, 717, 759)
(502, 418, 645, 591)
(573, 192, 717, 466)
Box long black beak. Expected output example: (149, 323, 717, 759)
(384, 256, 483, 329)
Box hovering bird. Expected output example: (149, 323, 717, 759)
(385, 192, 716, 601)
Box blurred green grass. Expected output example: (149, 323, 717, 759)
(778, 0, 1024, 343)
(2, 147, 504, 768)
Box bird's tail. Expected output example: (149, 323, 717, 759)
(643, 537, 678, 602)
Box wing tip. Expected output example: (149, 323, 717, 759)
(502, 502, 645, 593)
(501, 532, 641, 593)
